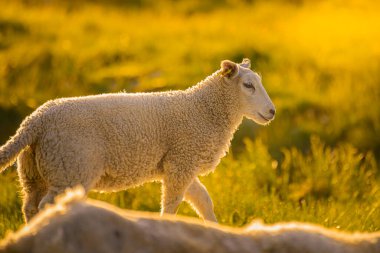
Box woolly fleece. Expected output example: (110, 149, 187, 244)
(0, 187, 378, 253)
(0, 59, 275, 222)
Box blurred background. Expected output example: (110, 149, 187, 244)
(0, 0, 379, 236)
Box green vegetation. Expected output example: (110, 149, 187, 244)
(0, 0, 379, 238)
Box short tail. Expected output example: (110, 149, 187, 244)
(0, 115, 39, 172)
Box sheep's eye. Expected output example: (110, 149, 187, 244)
(243, 82, 255, 90)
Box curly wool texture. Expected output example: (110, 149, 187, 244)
(0, 59, 275, 221)
(1, 188, 379, 253)
(0, 59, 274, 222)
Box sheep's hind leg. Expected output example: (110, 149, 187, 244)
(38, 188, 64, 211)
(37, 154, 103, 211)
(38, 183, 92, 211)
(17, 147, 47, 222)
(184, 177, 217, 222)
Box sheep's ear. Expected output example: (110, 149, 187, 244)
(240, 58, 251, 69)
(221, 60, 239, 79)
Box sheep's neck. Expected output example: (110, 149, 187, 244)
(187, 72, 243, 135)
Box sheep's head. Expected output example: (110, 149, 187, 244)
(221, 59, 276, 125)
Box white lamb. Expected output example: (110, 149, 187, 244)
(0, 59, 275, 222)
(1, 188, 379, 253)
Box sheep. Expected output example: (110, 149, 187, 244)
(0, 58, 276, 222)
(1, 187, 379, 253)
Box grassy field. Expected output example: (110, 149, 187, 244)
(0, 0, 379, 238)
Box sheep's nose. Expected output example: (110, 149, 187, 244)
(269, 109, 276, 116)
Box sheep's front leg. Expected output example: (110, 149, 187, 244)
(184, 178, 217, 222)
(161, 172, 193, 215)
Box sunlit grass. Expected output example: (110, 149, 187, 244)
(0, 0, 379, 239)
(1, 0, 379, 150)
(1, 137, 378, 238)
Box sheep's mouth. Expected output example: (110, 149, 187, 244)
(258, 113, 272, 122)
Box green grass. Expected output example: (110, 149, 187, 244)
(1, 137, 379, 238)
(0, 0, 380, 239)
